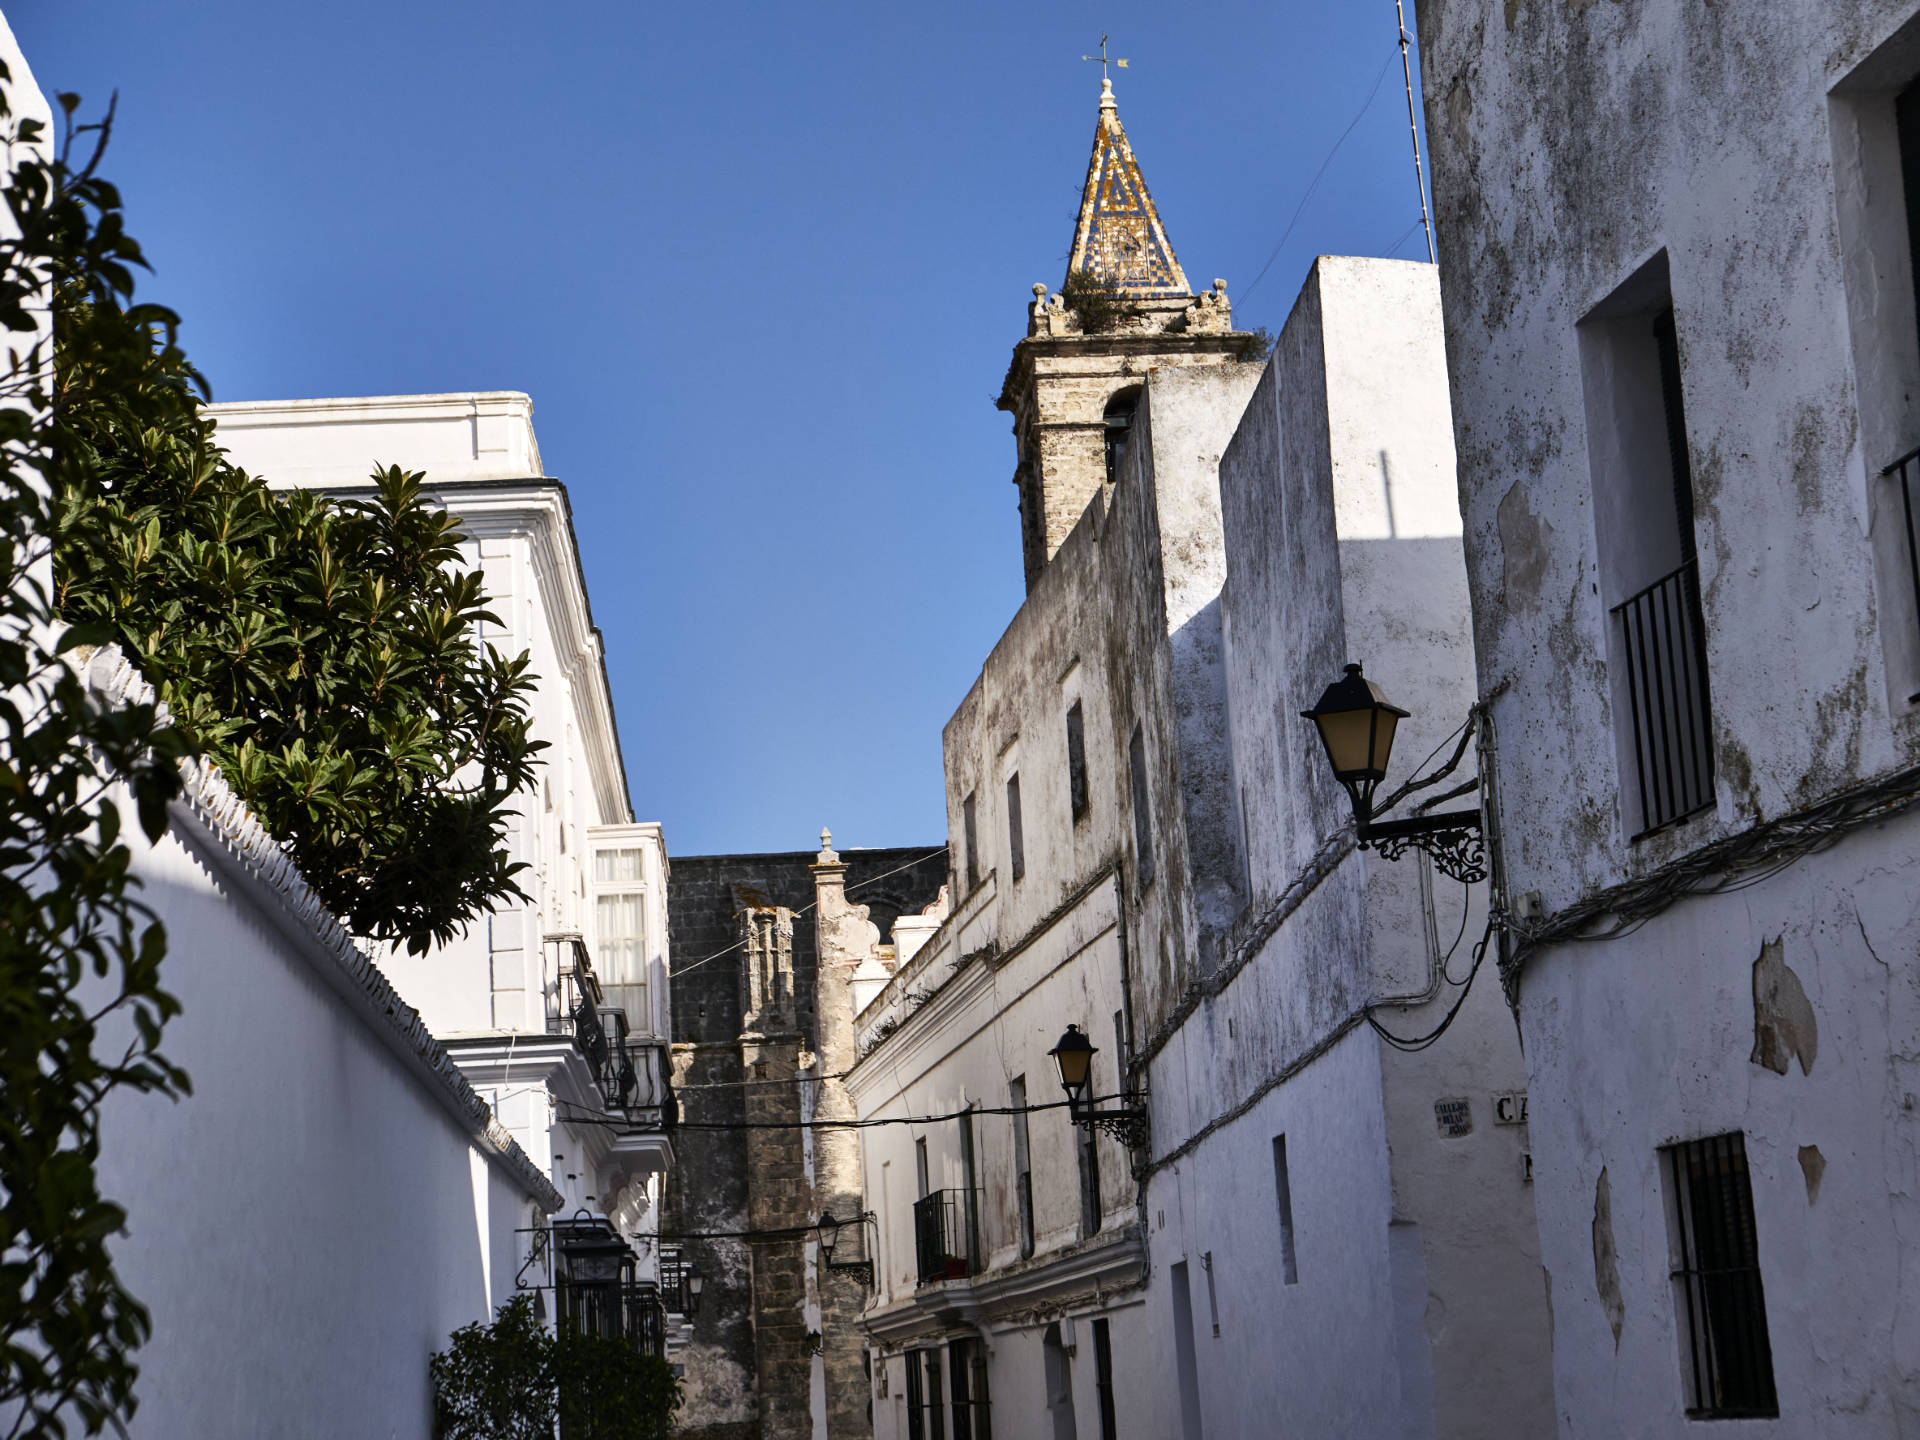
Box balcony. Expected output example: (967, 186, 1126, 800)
(546, 935, 675, 1124)
(1886, 448, 1920, 705)
(1612, 559, 1715, 837)
(913, 1190, 977, 1287)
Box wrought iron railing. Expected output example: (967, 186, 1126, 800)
(546, 935, 674, 1122)
(1885, 448, 1920, 704)
(1612, 559, 1715, 837)
(913, 1190, 975, 1286)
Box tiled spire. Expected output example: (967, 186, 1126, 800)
(1066, 78, 1191, 296)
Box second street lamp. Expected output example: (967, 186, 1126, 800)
(1047, 1024, 1147, 1148)
(814, 1210, 874, 1287)
(1300, 661, 1486, 883)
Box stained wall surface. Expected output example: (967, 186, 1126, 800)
(665, 846, 946, 1440)
(1418, 2, 1920, 1431)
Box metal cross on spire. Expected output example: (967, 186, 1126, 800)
(1080, 34, 1129, 82)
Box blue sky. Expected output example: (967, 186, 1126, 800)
(17, 1, 1433, 857)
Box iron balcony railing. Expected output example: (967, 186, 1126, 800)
(913, 1190, 977, 1287)
(1885, 447, 1920, 704)
(546, 935, 675, 1122)
(1612, 559, 1715, 837)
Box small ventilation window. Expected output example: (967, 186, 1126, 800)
(1103, 387, 1141, 485)
(1006, 773, 1025, 883)
(1066, 701, 1090, 820)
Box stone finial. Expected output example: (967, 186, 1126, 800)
(1033, 281, 1049, 297)
(1100, 76, 1116, 110)
(1213, 278, 1228, 295)
(817, 827, 839, 864)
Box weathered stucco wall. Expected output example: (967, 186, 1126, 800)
(1420, 2, 1920, 1432)
(1139, 255, 1554, 1440)
(1416, 0, 1920, 902)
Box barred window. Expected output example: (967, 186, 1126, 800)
(1663, 1133, 1778, 1419)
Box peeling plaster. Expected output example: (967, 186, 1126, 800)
(1799, 1144, 1827, 1204)
(1751, 935, 1818, 1077)
(1592, 1166, 1624, 1348)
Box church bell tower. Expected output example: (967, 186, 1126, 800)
(998, 76, 1253, 589)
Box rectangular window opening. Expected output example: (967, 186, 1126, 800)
(948, 1337, 992, 1440)
(1578, 255, 1715, 839)
(1273, 1135, 1299, 1285)
(1092, 1318, 1118, 1440)
(591, 846, 649, 1029)
(1890, 78, 1920, 703)
(1066, 701, 1090, 819)
(1077, 1051, 1102, 1237)
(1007, 773, 1025, 883)
(1128, 725, 1155, 887)
(1663, 1132, 1778, 1419)
(962, 792, 980, 893)
(1010, 1077, 1034, 1259)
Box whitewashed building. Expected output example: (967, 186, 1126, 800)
(849, 77, 1553, 1440)
(210, 394, 677, 1317)
(1418, 0, 1920, 1431)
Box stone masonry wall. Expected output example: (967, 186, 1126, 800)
(667, 846, 946, 1440)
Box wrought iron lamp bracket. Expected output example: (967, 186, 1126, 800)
(1358, 809, 1486, 885)
(1071, 1094, 1150, 1150)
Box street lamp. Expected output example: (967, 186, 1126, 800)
(1301, 662, 1485, 883)
(685, 1268, 704, 1317)
(814, 1210, 875, 1287)
(1046, 1025, 1148, 1148)
(1047, 1025, 1096, 1112)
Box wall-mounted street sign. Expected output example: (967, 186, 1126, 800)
(1434, 1097, 1472, 1138)
(1493, 1091, 1529, 1126)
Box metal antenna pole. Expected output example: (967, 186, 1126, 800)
(1395, 0, 1436, 265)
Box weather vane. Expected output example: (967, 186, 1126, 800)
(1081, 34, 1129, 82)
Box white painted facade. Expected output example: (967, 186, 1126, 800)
(208, 394, 675, 1272)
(1146, 256, 1552, 1440)
(83, 650, 561, 1438)
(850, 257, 1552, 1439)
(1417, 2, 1920, 1432)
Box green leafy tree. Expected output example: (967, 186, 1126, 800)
(0, 84, 190, 1437)
(52, 196, 542, 958)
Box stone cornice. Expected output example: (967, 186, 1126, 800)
(997, 330, 1247, 411)
(82, 647, 566, 1214)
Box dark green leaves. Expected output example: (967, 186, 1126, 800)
(429, 1296, 682, 1440)
(55, 382, 546, 951)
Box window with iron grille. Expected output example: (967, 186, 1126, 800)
(1663, 1133, 1779, 1419)
(1578, 255, 1716, 840)
(948, 1337, 992, 1440)
(905, 1347, 946, 1440)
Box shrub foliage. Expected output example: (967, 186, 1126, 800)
(431, 1297, 681, 1440)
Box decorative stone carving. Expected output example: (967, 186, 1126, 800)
(1184, 277, 1234, 334)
